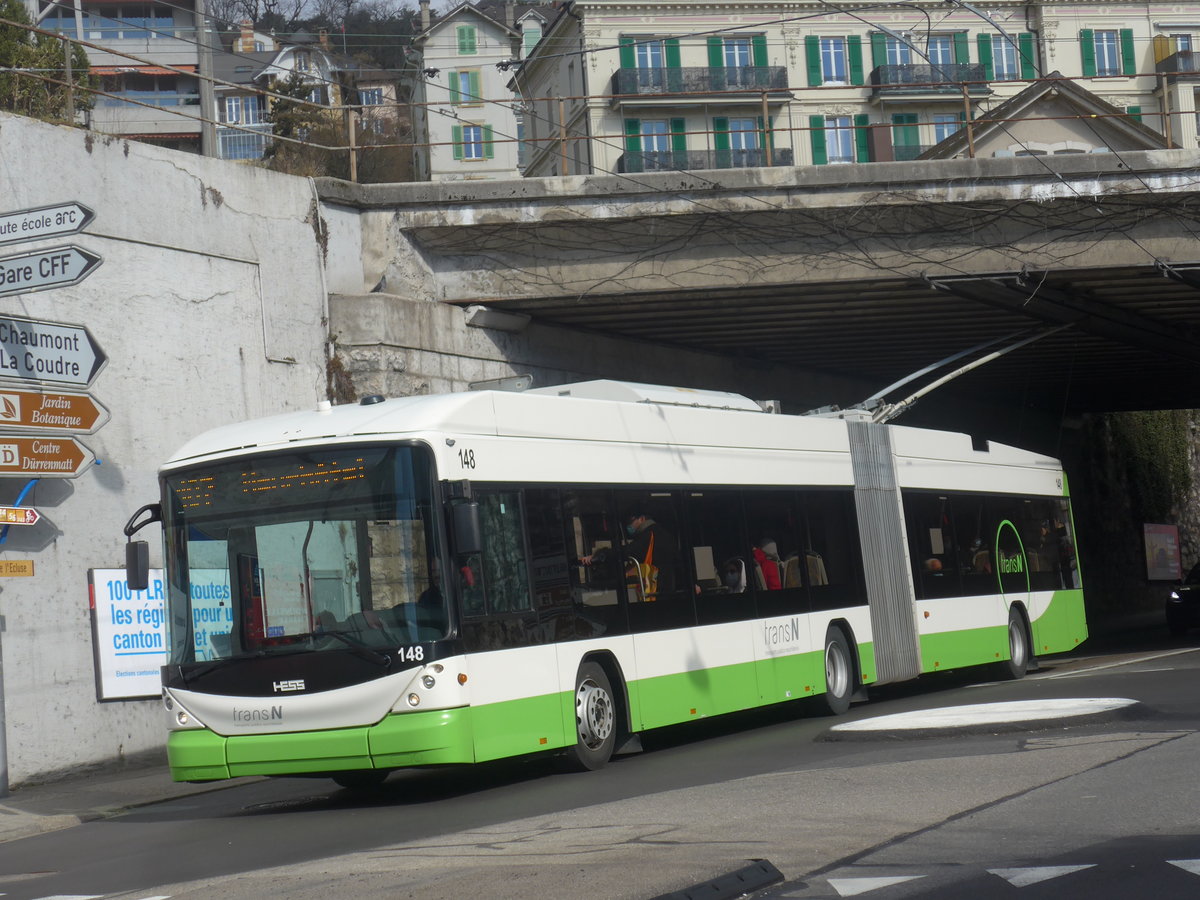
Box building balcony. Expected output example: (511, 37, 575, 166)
(89, 96, 201, 136)
(611, 66, 790, 105)
(617, 147, 794, 173)
(869, 64, 991, 99)
(1157, 50, 1200, 82)
(891, 144, 933, 161)
(218, 123, 273, 160)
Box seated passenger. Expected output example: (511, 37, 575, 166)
(752, 538, 782, 591)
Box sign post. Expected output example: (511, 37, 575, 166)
(0, 245, 102, 298)
(0, 436, 94, 478)
(0, 203, 95, 247)
(0, 388, 108, 433)
(0, 315, 107, 388)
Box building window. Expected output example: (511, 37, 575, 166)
(358, 87, 383, 105)
(927, 35, 954, 66)
(457, 24, 477, 55)
(637, 39, 664, 69)
(293, 50, 311, 73)
(1172, 33, 1193, 52)
(522, 24, 541, 57)
(450, 70, 481, 104)
(933, 113, 960, 143)
(98, 73, 198, 107)
(885, 37, 911, 66)
(825, 116, 854, 163)
(991, 35, 1018, 79)
(453, 123, 493, 160)
(821, 36, 848, 83)
(224, 94, 264, 124)
(725, 37, 752, 68)
(1094, 30, 1120, 75)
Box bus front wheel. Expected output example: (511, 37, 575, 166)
(565, 662, 617, 771)
(822, 627, 854, 716)
(999, 607, 1031, 680)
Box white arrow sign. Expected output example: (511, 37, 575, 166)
(0, 315, 107, 388)
(0, 202, 95, 247)
(0, 245, 102, 298)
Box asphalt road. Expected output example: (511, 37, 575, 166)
(1, 624, 1199, 900)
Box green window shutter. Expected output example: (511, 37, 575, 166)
(1126, 105, 1142, 122)
(448, 71, 461, 104)
(1018, 32, 1036, 78)
(854, 113, 870, 162)
(1080, 29, 1096, 76)
(752, 33, 768, 66)
(805, 35, 822, 86)
(849, 35, 864, 85)
(670, 117, 687, 155)
(708, 36, 724, 68)
(953, 32, 969, 63)
(457, 25, 476, 54)
(468, 70, 481, 102)
(713, 116, 730, 167)
(624, 118, 641, 154)
(977, 33, 994, 79)
(619, 36, 635, 69)
(452, 125, 463, 160)
(870, 32, 887, 69)
(483, 124, 494, 159)
(809, 115, 827, 165)
(1120, 28, 1136, 75)
(665, 37, 681, 68)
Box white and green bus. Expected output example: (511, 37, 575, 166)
(124, 381, 1087, 786)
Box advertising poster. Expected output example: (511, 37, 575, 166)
(88, 568, 167, 700)
(1144, 524, 1182, 582)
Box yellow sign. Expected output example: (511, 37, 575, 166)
(0, 560, 33, 577)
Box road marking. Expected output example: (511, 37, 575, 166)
(830, 698, 1136, 733)
(987, 865, 1095, 886)
(827, 876, 924, 896)
(1039, 648, 1200, 679)
(1168, 859, 1200, 876)
(32, 895, 104, 899)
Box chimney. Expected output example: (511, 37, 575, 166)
(419, 0, 430, 31)
(319, 28, 330, 50)
(238, 18, 254, 53)
(505, 0, 515, 29)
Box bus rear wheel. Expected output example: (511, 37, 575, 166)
(999, 607, 1031, 680)
(822, 627, 854, 716)
(564, 661, 616, 771)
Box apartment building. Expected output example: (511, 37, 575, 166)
(410, 0, 551, 181)
(515, 0, 1200, 177)
(31, 0, 207, 152)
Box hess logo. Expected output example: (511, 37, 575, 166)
(273, 679, 306, 693)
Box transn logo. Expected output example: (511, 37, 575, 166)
(273, 679, 306, 692)
(999, 554, 1024, 575)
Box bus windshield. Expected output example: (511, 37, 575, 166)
(162, 443, 446, 665)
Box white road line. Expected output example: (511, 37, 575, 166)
(1039, 647, 1200, 679)
(988, 864, 1096, 887)
(827, 876, 924, 896)
(1167, 859, 1200, 876)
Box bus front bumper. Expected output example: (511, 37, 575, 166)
(167, 707, 475, 781)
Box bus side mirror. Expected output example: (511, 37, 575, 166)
(452, 501, 482, 555)
(126, 541, 150, 591)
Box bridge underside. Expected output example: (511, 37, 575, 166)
(321, 153, 1200, 415)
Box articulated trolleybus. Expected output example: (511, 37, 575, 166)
(125, 381, 1086, 786)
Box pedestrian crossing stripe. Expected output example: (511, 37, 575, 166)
(1168, 860, 1200, 876)
(987, 865, 1096, 887)
(828, 876, 925, 896)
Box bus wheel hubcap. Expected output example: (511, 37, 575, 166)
(576, 679, 614, 750)
(826, 643, 849, 697)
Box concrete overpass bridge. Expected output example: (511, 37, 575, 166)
(317, 150, 1200, 420)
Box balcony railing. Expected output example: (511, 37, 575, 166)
(618, 147, 794, 173)
(891, 144, 933, 161)
(218, 123, 273, 161)
(870, 63, 990, 97)
(1157, 50, 1200, 79)
(611, 66, 789, 98)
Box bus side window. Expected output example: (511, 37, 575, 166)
(903, 492, 963, 600)
(685, 489, 754, 626)
(743, 489, 806, 618)
(799, 489, 867, 610)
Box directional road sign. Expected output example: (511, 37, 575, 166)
(0, 388, 109, 434)
(0, 245, 102, 298)
(0, 436, 94, 478)
(0, 506, 39, 526)
(0, 315, 107, 388)
(0, 202, 95, 247)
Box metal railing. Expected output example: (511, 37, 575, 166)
(1157, 50, 1200, 76)
(218, 123, 273, 161)
(870, 63, 990, 95)
(611, 66, 789, 97)
(618, 147, 794, 173)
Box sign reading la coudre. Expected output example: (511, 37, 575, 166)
(89, 568, 168, 700)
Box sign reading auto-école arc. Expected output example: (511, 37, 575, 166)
(0, 202, 95, 248)
(0, 245, 102, 298)
(0, 315, 107, 388)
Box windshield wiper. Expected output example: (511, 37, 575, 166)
(317, 629, 393, 668)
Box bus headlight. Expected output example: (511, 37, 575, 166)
(163, 690, 174, 711)
(407, 693, 420, 707)
(177, 711, 190, 726)
(421, 675, 436, 689)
